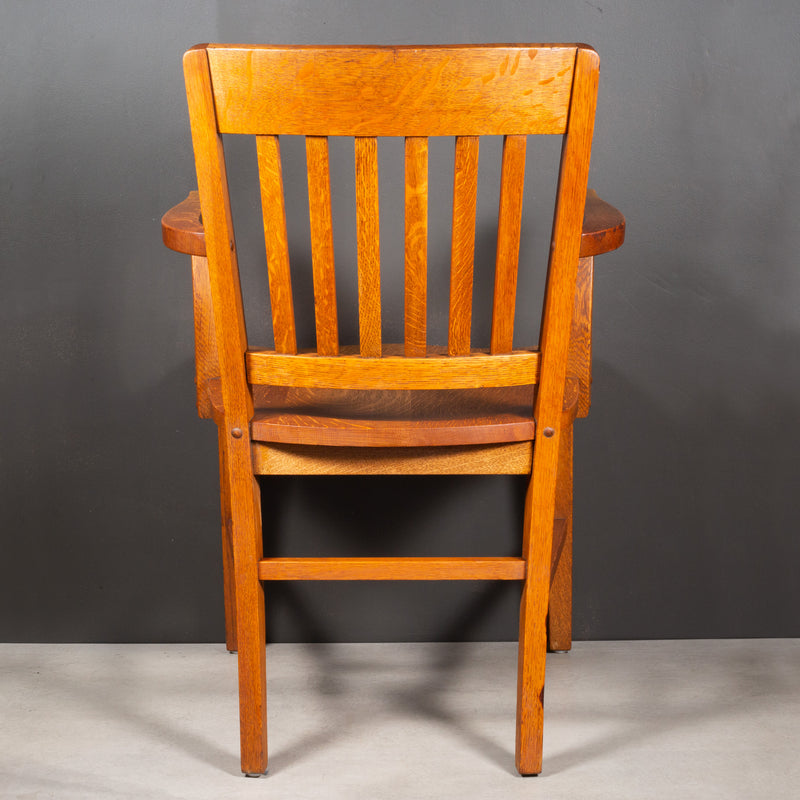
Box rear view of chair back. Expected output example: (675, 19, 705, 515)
(181, 43, 600, 777)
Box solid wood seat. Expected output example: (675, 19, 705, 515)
(208, 380, 536, 447)
(163, 43, 624, 777)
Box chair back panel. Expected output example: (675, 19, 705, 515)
(184, 43, 598, 398)
(207, 45, 576, 136)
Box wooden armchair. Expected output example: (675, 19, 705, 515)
(162, 43, 624, 777)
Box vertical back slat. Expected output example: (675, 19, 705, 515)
(256, 135, 297, 354)
(306, 136, 339, 355)
(448, 136, 480, 355)
(354, 136, 382, 357)
(404, 137, 429, 357)
(490, 135, 527, 354)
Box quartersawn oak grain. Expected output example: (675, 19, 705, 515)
(161, 188, 626, 260)
(169, 42, 624, 779)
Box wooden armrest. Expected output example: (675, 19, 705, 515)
(580, 189, 625, 257)
(161, 189, 625, 259)
(162, 191, 205, 256)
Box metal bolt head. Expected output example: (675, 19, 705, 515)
(543, 427, 555, 438)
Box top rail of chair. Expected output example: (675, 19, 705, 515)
(187, 43, 598, 137)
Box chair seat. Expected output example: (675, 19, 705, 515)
(207, 379, 536, 447)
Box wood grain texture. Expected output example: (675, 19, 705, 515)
(448, 136, 480, 355)
(185, 46, 265, 775)
(217, 424, 237, 652)
(257, 135, 297, 354)
(161, 188, 625, 259)
(190, 255, 218, 419)
(207, 45, 576, 136)
(161, 191, 206, 255)
(207, 381, 537, 447)
(175, 41, 619, 779)
(404, 137, 429, 356)
(355, 137, 382, 356)
(259, 557, 526, 581)
(580, 189, 625, 257)
(567, 256, 594, 418)
(491, 134, 527, 354)
(183, 47, 252, 425)
(547, 409, 574, 651)
(516, 45, 599, 776)
(305, 136, 339, 355)
(251, 441, 533, 475)
(246, 348, 540, 390)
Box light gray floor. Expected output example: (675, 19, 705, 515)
(1, 640, 798, 799)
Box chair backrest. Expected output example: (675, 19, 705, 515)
(183, 44, 599, 428)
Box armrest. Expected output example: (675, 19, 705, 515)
(162, 191, 206, 256)
(580, 189, 625, 258)
(162, 189, 625, 259)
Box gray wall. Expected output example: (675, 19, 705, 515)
(2, 1, 799, 642)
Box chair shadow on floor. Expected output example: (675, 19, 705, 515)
(266, 579, 521, 775)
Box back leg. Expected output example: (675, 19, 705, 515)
(218, 424, 238, 653)
(219, 424, 268, 776)
(548, 418, 573, 652)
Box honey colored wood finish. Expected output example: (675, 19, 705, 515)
(184, 45, 266, 776)
(515, 45, 599, 776)
(404, 137, 429, 356)
(257, 135, 297, 355)
(208, 380, 537, 447)
(491, 134, 527, 354)
(569, 256, 595, 418)
(169, 43, 623, 778)
(448, 136, 480, 355)
(206, 45, 577, 136)
(251, 440, 534, 475)
(162, 187, 625, 262)
(305, 137, 339, 356)
(245, 349, 540, 390)
(259, 557, 526, 581)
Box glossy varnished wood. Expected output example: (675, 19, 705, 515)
(404, 137, 429, 356)
(491, 135, 527, 354)
(580, 189, 625, 256)
(161, 189, 625, 262)
(355, 137, 382, 356)
(184, 46, 266, 776)
(448, 136, 480, 355)
(516, 46, 599, 776)
(245, 348, 540, 390)
(207, 45, 577, 136)
(257, 135, 297, 354)
(207, 380, 536, 447)
(161, 191, 206, 255)
(251, 441, 534, 475)
(305, 136, 339, 355)
(171, 42, 622, 779)
(259, 557, 526, 581)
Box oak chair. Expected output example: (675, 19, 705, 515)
(161, 43, 624, 776)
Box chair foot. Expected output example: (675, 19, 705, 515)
(550, 649, 570, 655)
(244, 771, 267, 778)
(227, 649, 238, 654)
(520, 771, 541, 777)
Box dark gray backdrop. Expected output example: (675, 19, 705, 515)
(3, 1, 799, 642)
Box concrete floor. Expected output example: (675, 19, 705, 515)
(1, 640, 798, 799)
